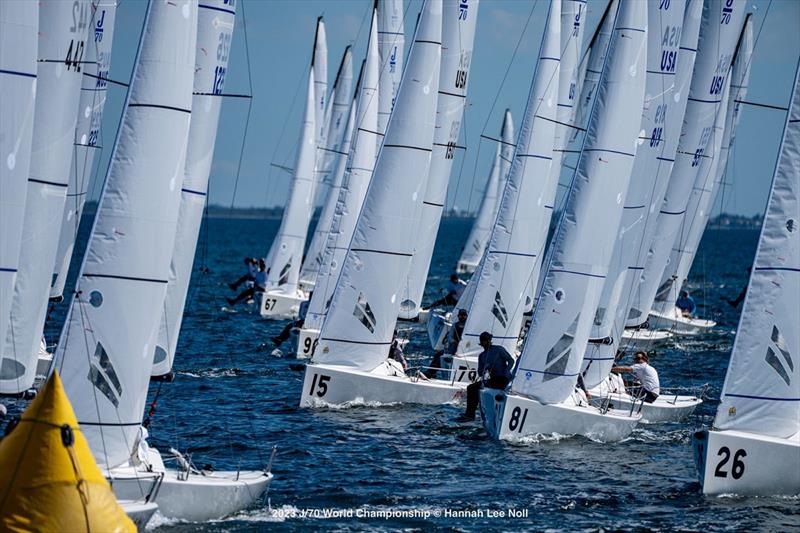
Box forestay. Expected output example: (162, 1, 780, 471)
(264, 69, 317, 294)
(654, 16, 753, 313)
(400, 0, 480, 319)
(0, 1, 38, 386)
(628, 0, 746, 325)
(715, 59, 800, 439)
(511, 0, 646, 404)
(582, 0, 688, 387)
(456, 0, 560, 356)
(301, 48, 354, 288)
(54, 0, 197, 469)
(304, 11, 380, 333)
(51, 0, 118, 300)
(152, 0, 236, 378)
(313, 0, 442, 370)
(1, 0, 91, 395)
(377, 0, 405, 139)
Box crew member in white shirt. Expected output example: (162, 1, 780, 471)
(611, 351, 660, 403)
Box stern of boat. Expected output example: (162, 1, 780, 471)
(259, 289, 306, 320)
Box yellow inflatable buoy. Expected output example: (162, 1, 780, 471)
(0, 371, 135, 532)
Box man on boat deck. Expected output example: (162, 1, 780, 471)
(271, 292, 312, 348)
(424, 308, 468, 378)
(424, 274, 467, 310)
(458, 331, 514, 422)
(676, 290, 696, 317)
(226, 258, 267, 306)
(388, 330, 407, 370)
(228, 256, 257, 291)
(611, 351, 660, 403)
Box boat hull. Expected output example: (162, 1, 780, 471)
(595, 391, 701, 423)
(620, 328, 674, 350)
(692, 428, 800, 496)
(480, 389, 639, 443)
(648, 306, 715, 335)
(296, 327, 320, 359)
(259, 288, 307, 320)
(119, 500, 158, 531)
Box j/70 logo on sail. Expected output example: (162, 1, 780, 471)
(87, 342, 123, 407)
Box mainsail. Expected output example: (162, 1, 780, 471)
(377, 0, 405, 139)
(456, 0, 560, 356)
(51, 0, 119, 300)
(313, 0, 442, 370)
(0, 1, 38, 385)
(715, 58, 800, 439)
(55, 0, 197, 469)
(400, 0, 480, 319)
(152, 0, 236, 378)
(312, 16, 328, 186)
(1, 0, 91, 395)
(511, 0, 647, 404)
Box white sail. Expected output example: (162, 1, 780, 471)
(457, 112, 512, 272)
(264, 69, 317, 294)
(628, 0, 747, 325)
(456, 0, 560, 356)
(654, 16, 753, 313)
(0, 0, 91, 395)
(492, 110, 515, 227)
(715, 60, 800, 439)
(0, 1, 38, 386)
(51, 1, 118, 300)
(313, 16, 328, 172)
(313, 0, 442, 370)
(377, 0, 405, 139)
(151, 0, 235, 378)
(54, 0, 197, 469)
(511, 0, 647, 404)
(399, 0, 480, 319)
(304, 12, 380, 334)
(581, 0, 689, 387)
(301, 47, 354, 287)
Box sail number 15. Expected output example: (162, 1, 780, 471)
(309, 373, 331, 398)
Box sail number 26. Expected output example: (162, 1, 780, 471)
(714, 446, 746, 479)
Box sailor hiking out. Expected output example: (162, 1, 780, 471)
(611, 352, 660, 403)
(458, 331, 514, 421)
(227, 259, 267, 306)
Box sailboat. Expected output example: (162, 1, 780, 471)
(0, 0, 38, 392)
(260, 20, 322, 320)
(53, 0, 271, 521)
(377, 0, 405, 139)
(692, 55, 800, 496)
(0, 0, 92, 397)
(298, 10, 381, 359)
(627, 0, 747, 335)
(300, 0, 453, 407)
(579, 0, 705, 424)
(481, 0, 647, 443)
(456, 111, 514, 275)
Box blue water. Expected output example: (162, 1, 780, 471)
(40, 218, 800, 531)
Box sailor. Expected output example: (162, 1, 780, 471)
(611, 351, 660, 403)
(458, 331, 514, 422)
(424, 274, 467, 310)
(726, 267, 751, 308)
(675, 290, 696, 317)
(272, 292, 312, 347)
(226, 258, 267, 306)
(388, 330, 407, 370)
(425, 308, 467, 378)
(228, 257, 257, 291)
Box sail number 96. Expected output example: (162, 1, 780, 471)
(714, 446, 746, 479)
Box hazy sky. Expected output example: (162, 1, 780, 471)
(93, 0, 800, 217)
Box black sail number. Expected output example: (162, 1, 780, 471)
(714, 446, 747, 479)
(508, 406, 529, 433)
(309, 373, 331, 398)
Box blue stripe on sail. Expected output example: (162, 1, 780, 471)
(198, 3, 235, 15)
(464, 333, 517, 339)
(583, 356, 615, 361)
(660, 209, 686, 216)
(488, 250, 537, 258)
(725, 393, 800, 402)
(0, 68, 36, 79)
(583, 148, 636, 157)
(541, 57, 561, 62)
(518, 154, 553, 160)
(0, 268, 18, 273)
(617, 27, 646, 33)
(627, 266, 645, 270)
(657, 156, 675, 162)
(181, 188, 207, 196)
(623, 205, 647, 209)
(754, 267, 800, 273)
(518, 368, 581, 377)
(549, 269, 606, 279)
(687, 97, 722, 104)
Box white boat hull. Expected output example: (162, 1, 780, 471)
(297, 327, 320, 359)
(620, 328, 674, 350)
(300, 362, 465, 407)
(648, 306, 715, 335)
(480, 389, 639, 443)
(456, 260, 477, 274)
(119, 500, 158, 531)
(259, 288, 307, 320)
(692, 428, 800, 496)
(595, 390, 701, 423)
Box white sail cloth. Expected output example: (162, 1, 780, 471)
(581, 0, 690, 387)
(304, 11, 381, 334)
(377, 0, 405, 139)
(55, 0, 197, 469)
(400, 0, 480, 319)
(313, 0, 442, 370)
(51, 1, 118, 300)
(264, 69, 317, 294)
(151, 0, 235, 378)
(301, 48, 354, 287)
(0, 1, 38, 387)
(511, 0, 647, 405)
(0, 0, 91, 395)
(627, 0, 747, 325)
(313, 17, 328, 183)
(456, 0, 561, 356)
(715, 59, 800, 439)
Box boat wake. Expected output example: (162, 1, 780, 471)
(307, 396, 401, 409)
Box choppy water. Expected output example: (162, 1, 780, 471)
(38, 218, 800, 531)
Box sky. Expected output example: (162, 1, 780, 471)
(92, 0, 800, 217)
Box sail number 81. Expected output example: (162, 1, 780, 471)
(714, 446, 746, 479)
(508, 406, 529, 433)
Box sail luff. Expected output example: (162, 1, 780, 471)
(377, 0, 405, 139)
(55, 0, 198, 469)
